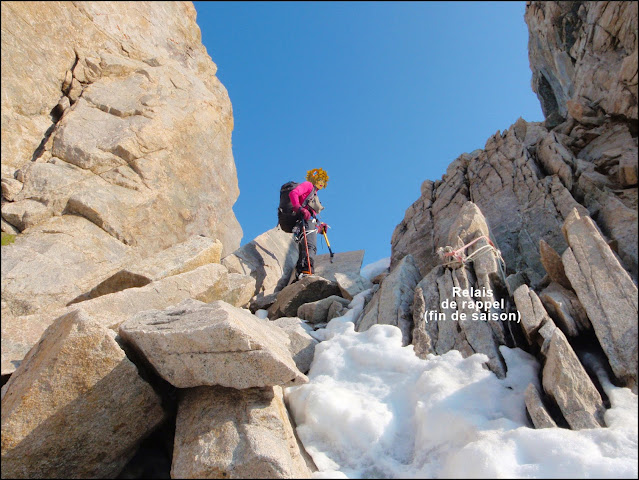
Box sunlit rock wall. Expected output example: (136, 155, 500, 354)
(1, 2, 242, 319)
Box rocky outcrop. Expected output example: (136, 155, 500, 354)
(409, 202, 515, 378)
(1, 2, 242, 326)
(171, 385, 312, 478)
(1, 310, 166, 479)
(391, 119, 595, 286)
(514, 284, 607, 429)
(561, 208, 638, 391)
(525, 2, 637, 126)
(356, 254, 421, 346)
(2, 260, 255, 376)
(390, 0, 637, 420)
(391, 43, 637, 284)
(222, 227, 298, 310)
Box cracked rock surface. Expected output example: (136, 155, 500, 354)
(1, 2, 242, 325)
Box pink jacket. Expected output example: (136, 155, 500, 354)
(289, 181, 316, 213)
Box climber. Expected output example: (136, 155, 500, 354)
(289, 168, 329, 278)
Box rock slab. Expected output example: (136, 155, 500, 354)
(119, 299, 308, 389)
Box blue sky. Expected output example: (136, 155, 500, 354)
(193, 1, 544, 266)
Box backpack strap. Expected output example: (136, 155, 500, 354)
(301, 186, 317, 209)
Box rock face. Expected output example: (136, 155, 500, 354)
(526, 2, 637, 126)
(1, 2, 242, 324)
(391, 1, 638, 396)
(70, 235, 224, 303)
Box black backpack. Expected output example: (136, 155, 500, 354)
(277, 181, 316, 233)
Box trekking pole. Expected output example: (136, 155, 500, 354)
(301, 224, 313, 275)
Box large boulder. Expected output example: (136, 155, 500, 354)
(119, 299, 308, 389)
(267, 275, 342, 320)
(296, 295, 351, 325)
(222, 227, 298, 309)
(313, 250, 365, 282)
(171, 385, 312, 479)
(1, 309, 166, 479)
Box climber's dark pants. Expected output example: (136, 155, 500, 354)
(296, 218, 317, 274)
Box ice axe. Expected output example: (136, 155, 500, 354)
(317, 222, 334, 262)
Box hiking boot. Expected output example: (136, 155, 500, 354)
(296, 267, 315, 280)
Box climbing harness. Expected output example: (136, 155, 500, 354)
(293, 224, 317, 242)
(293, 213, 334, 278)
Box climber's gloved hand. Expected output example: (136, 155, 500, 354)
(299, 207, 311, 221)
(317, 223, 328, 234)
